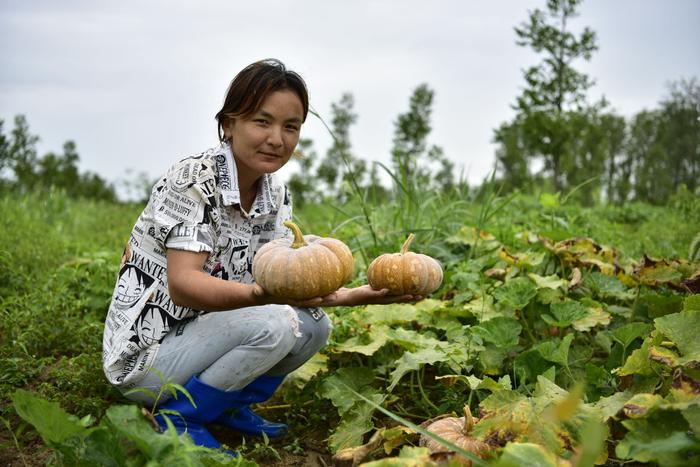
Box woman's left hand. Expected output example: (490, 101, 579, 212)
(316, 285, 423, 307)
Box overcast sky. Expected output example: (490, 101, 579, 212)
(2, 0, 699, 198)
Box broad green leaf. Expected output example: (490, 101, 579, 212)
(572, 306, 611, 332)
(655, 310, 700, 364)
(471, 316, 522, 348)
(360, 446, 437, 466)
(104, 405, 175, 460)
(527, 272, 567, 290)
(534, 334, 574, 367)
(446, 225, 499, 249)
(542, 300, 588, 328)
(290, 352, 328, 384)
(321, 367, 376, 415)
(611, 322, 652, 350)
(616, 411, 699, 465)
(388, 348, 447, 391)
(585, 271, 634, 301)
(638, 290, 684, 318)
(514, 349, 553, 385)
(478, 346, 508, 375)
(328, 392, 384, 452)
(492, 277, 538, 310)
(463, 295, 506, 322)
(385, 327, 443, 352)
(335, 325, 390, 356)
(593, 391, 633, 421)
(684, 294, 700, 312)
(12, 389, 87, 444)
(616, 338, 659, 377)
(493, 442, 561, 467)
(682, 405, 700, 435)
(621, 393, 665, 419)
(363, 303, 419, 325)
(539, 192, 560, 209)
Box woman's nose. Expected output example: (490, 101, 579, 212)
(267, 127, 283, 147)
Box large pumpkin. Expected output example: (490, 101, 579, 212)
(419, 406, 493, 466)
(252, 221, 354, 300)
(367, 233, 443, 295)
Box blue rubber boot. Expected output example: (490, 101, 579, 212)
(155, 375, 236, 450)
(213, 374, 288, 438)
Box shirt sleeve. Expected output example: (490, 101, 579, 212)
(273, 184, 294, 241)
(149, 157, 219, 253)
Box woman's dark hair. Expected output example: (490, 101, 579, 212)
(215, 59, 309, 141)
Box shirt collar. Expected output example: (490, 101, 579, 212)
(215, 142, 278, 216)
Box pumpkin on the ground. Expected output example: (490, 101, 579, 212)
(252, 221, 354, 300)
(419, 406, 493, 466)
(367, 233, 443, 295)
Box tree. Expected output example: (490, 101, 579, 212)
(316, 93, 365, 199)
(391, 83, 447, 192)
(512, 0, 598, 192)
(287, 137, 321, 207)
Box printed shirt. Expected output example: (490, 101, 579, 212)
(102, 142, 293, 388)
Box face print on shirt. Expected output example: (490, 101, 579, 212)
(130, 304, 170, 348)
(114, 265, 154, 310)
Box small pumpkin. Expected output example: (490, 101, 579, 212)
(252, 221, 354, 300)
(419, 406, 492, 466)
(367, 233, 443, 295)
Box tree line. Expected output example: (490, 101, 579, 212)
(0, 115, 117, 201)
(2, 0, 697, 207)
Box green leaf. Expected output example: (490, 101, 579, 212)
(527, 272, 567, 290)
(388, 348, 447, 391)
(616, 411, 699, 465)
(363, 303, 419, 325)
(12, 389, 87, 444)
(514, 349, 553, 385)
(328, 393, 384, 452)
(335, 325, 390, 356)
(611, 322, 652, 350)
(593, 391, 633, 421)
(542, 300, 588, 328)
(463, 295, 507, 322)
(534, 334, 574, 367)
(493, 442, 561, 467)
(471, 316, 522, 348)
(321, 367, 376, 415)
(585, 271, 634, 301)
(684, 295, 700, 312)
(655, 309, 700, 364)
(492, 277, 538, 309)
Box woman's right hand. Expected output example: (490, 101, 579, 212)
(250, 283, 325, 308)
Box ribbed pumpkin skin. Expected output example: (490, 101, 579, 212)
(367, 234, 443, 295)
(252, 224, 354, 300)
(419, 407, 492, 467)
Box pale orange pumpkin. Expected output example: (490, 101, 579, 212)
(419, 406, 492, 466)
(252, 221, 354, 300)
(367, 233, 443, 295)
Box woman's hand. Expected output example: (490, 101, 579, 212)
(252, 284, 422, 308)
(317, 285, 422, 307)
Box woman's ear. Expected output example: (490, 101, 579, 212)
(222, 116, 235, 140)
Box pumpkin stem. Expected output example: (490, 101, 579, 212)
(284, 220, 308, 248)
(462, 405, 474, 434)
(400, 233, 415, 254)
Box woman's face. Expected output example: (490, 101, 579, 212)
(225, 89, 304, 183)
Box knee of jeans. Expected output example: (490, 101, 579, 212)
(259, 305, 300, 350)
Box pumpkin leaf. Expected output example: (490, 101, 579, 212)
(527, 272, 568, 290)
(492, 277, 538, 310)
(616, 410, 699, 465)
(611, 322, 653, 351)
(492, 442, 563, 467)
(321, 367, 376, 415)
(542, 300, 589, 328)
(335, 325, 391, 356)
(388, 348, 448, 391)
(471, 317, 522, 348)
(654, 309, 700, 365)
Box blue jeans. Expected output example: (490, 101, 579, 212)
(122, 305, 331, 405)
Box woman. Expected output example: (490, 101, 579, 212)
(102, 59, 421, 451)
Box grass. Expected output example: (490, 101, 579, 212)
(1, 186, 699, 465)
